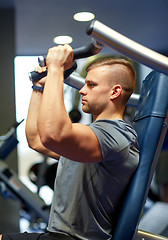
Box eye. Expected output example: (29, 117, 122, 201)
(87, 82, 96, 87)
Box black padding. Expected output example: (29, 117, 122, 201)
(134, 71, 168, 120)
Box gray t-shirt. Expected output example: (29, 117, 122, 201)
(47, 119, 139, 239)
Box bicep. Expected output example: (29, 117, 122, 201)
(43, 123, 102, 163)
(71, 124, 102, 162)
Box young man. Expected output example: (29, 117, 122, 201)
(1, 44, 139, 240)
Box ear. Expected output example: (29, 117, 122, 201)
(110, 84, 122, 100)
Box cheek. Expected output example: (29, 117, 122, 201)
(96, 88, 111, 102)
(92, 95, 108, 111)
(93, 87, 110, 96)
(87, 87, 111, 107)
(97, 85, 111, 94)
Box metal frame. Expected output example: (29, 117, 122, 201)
(134, 230, 168, 240)
(86, 20, 168, 76)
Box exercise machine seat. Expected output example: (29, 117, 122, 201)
(111, 71, 168, 240)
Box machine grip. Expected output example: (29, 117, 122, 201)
(73, 40, 102, 59)
(29, 62, 77, 82)
(38, 39, 102, 67)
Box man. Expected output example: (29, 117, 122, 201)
(1, 44, 139, 240)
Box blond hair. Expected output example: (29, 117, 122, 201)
(86, 57, 136, 79)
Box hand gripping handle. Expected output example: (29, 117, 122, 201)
(29, 39, 102, 82)
(29, 62, 77, 82)
(38, 39, 102, 67)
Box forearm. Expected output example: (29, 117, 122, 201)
(26, 67, 46, 144)
(38, 67, 72, 148)
(26, 89, 43, 148)
(26, 88, 60, 160)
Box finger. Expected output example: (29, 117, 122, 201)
(35, 66, 47, 73)
(64, 44, 73, 54)
(41, 66, 47, 72)
(35, 66, 42, 73)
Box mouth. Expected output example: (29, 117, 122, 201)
(81, 98, 87, 104)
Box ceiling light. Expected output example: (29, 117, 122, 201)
(73, 12, 95, 22)
(53, 35, 73, 44)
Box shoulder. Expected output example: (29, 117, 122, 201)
(89, 119, 138, 160)
(89, 119, 137, 139)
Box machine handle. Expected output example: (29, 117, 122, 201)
(38, 39, 102, 67)
(29, 62, 77, 82)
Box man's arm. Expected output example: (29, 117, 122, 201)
(37, 45, 102, 163)
(25, 76, 60, 160)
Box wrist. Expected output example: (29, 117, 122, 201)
(48, 65, 64, 74)
(32, 85, 44, 92)
(32, 81, 44, 87)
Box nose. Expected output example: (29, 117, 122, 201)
(79, 84, 87, 95)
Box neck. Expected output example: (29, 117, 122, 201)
(92, 102, 126, 122)
(93, 112, 124, 122)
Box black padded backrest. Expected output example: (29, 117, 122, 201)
(112, 71, 168, 240)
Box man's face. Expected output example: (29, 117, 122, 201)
(79, 65, 113, 117)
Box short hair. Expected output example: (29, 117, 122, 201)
(86, 57, 136, 105)
(86, 57, 136, 80)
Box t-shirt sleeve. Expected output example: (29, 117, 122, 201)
(89, 120, 131, 162)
